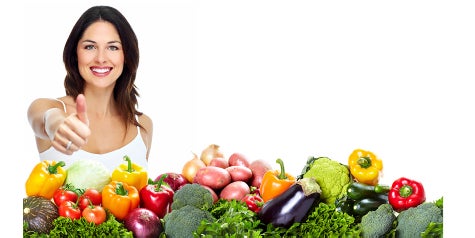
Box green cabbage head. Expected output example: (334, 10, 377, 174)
(65, 159, 111, 192)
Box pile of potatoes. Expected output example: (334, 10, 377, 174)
(181, 144, 273, 202)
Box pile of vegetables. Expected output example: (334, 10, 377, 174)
(23, 157, 163, 237)
(22, 145, 443, 237)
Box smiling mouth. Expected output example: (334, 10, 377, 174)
(91, 67, 112, 74)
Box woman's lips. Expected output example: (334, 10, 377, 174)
(90, 67, 112, 76)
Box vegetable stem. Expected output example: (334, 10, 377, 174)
(123, 155, 134, 173)
(399, 185, 413, 198)
(115, 182, 129, 196)
(154, 174, 167, 192)
(48, 161, 66, 174)
(374, 184, 390, 194)
(357, 157, 372, 169)
(276, 158, 287, 180)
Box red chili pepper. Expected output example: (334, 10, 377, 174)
(388, 177, 426, 212)
(139, 175, 174, 218)
(241, 193, 264, 213)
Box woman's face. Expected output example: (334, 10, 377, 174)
(77, 21, 124, 90)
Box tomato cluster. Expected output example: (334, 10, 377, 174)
(53, 187, 106, 225)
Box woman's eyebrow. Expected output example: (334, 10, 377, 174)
(79, 39, 122, 44)
(79, 39, 96, 44)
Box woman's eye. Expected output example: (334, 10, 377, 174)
(84, 45, 95, 50)
(108, 46, 119, 51)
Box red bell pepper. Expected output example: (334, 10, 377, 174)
(388, 177, 426, 212)
(139, 175, 174, 218)
(241, 192, 264, 213)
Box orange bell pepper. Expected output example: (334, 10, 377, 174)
(259, 158, 296, 202)
(101, 181, 140, 220)
(111, 155, 148, 190)
(25, 160, 66, 199)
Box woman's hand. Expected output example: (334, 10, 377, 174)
(46, 94, 91, 155)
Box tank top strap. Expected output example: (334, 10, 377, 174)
(135, 114, 141, 136)
(53, 98, 67, 113)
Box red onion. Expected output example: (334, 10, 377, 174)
(124, 208, 163, 238)
(155, 172, 189, 191)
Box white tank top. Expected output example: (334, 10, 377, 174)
(38, 99, 148, 172)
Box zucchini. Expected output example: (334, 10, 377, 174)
(23, 196, 59, 234)
(352, 194, 388, 216)
(347, 182, 389, 200)
(335, 195, 355, 214)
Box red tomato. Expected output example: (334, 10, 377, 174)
(53, 188, 78, 207)
(78, 188, 102, 210)
(58, 200, 82, 220)
(82, 205, 107, 225)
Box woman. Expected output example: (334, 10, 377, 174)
(27, 6, 153, 171)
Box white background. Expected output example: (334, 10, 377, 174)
(3, 0, 474, 236)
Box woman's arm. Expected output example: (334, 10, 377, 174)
(27, 95, 90, 154)
(27, 98, 66, 140)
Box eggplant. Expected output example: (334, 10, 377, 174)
(257, 177, 321, 228)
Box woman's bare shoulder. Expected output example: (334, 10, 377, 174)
(139, 113, 153, 132)
(138, 113, 153, 159)
(28, 97, 64, 112)
(30, 96, 72, 107)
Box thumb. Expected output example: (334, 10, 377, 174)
(76, 94, 89, 125)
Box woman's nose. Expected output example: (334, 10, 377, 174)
(95, 49, 107, 63)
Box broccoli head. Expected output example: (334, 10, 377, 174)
(163, 205, 215, 238)
(171, 183, 214, 210)
(396, 202, 443, 237)
(360, 203, 396, 238)
(302, 157, 351, 204)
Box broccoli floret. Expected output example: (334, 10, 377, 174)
(396, 202, 443, 237)
(302, 157, 351, 204)
(171, 183, 214, 210)
(163, 205, 215, 238)
(360, 204, 396, 238)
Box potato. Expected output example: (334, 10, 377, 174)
(200, 184, 219, 203)
(249, 159, 273, 188)
(219, 181, 250, 201)
(226, 166, 252, 182)
(209, 157, 229, 169)
(193, 166, 231, 190)
(228, 153, 251, 168)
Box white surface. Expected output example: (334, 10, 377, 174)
(3, 0, 474, 236)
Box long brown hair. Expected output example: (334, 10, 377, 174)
(63, 5, 143, 131)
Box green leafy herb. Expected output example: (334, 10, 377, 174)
(421, 222, 443, 238)
(196, 199, 272, 237)
(24, 212, 132, 237)
(283, 203, 362, 237)
(195, 199, 362, 237)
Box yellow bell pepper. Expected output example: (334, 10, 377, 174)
(25, 160, 67, 199)
(111, 155, 148, 190)
(101, 181, 140, 220)
(348, 149, 383, 186)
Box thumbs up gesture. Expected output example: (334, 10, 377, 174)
(50, 94, 91, 154)
(75, 94, 89, 126)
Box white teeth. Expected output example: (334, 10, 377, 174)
(92, 68, 110, 73)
